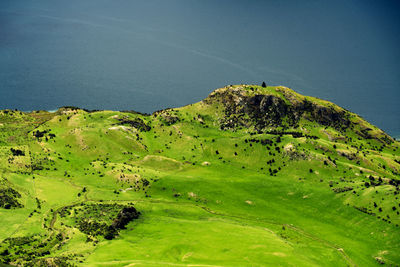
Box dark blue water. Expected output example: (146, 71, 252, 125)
(0, 0, 399, 137)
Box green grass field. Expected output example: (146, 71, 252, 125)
(0, 85, 399, 266)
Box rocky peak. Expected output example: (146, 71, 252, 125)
(204, 85, 393, 144)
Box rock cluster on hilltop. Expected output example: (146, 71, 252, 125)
(204, 85, 393, 144)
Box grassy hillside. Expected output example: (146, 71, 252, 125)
(0, 85, 399, 266)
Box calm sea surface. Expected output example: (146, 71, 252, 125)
(0, 0, 399, 136)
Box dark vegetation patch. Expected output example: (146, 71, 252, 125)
(10, 148, 25, 156)
(59, 203, 140, 240)
(121, 110, 150, 116)
(332, 187, 353, 193)
(32, 130, 56, 140)
(248, 138, 273, 146)
(354, 206, 375, 216)
(30, 153, 55, 171)
(29, 256, 75, 267)
(59, 106, 103, 113)
(262, 130, 318, 139)
(153, 110, 180, 126)
(33, 130, 48, 138)
(0, 187, 23, 209)
(116, 117, 151, 132)
(0, 233, 65, 265)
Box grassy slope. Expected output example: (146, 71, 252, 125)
(0, 85, 399, 266)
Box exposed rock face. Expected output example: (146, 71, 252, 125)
(245, 95, 291, 128)
(206, 86, 350, 132)
(305, 103, 350, 129)
(203, 85, 395, 145)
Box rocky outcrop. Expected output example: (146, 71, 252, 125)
(205, 86, 351, 132)
(244, 95, 292, 129)
(303, 103, 350, 129)
(153, 109, 180, 125)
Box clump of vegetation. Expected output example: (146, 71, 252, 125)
(156, 111, 180, 126)
(116, 117, 151, 131)
(0, 233, 64, 265)
(10, 148, 25, 156)
(0, 187, 23, 209)
(60, 203, 140, 240)
(332, 187, 353, 193)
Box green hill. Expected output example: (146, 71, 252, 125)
(0, 84, 399, 266)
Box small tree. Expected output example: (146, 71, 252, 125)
(261, 81, 267, 88)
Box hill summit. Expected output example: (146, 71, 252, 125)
(202, 85, 393, 143)
(0, 84, 399, 266)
